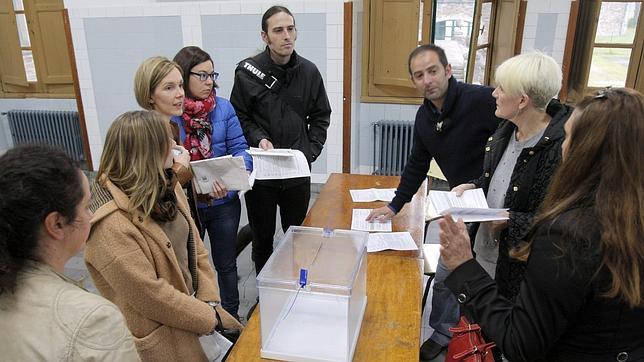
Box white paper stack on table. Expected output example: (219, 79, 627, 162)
(190, 155, 252, 194)
(425, 188, 509, 222)
(247, 147, 311, 180)
(368, 232, 418, 252)
(349, 188, 396, 202)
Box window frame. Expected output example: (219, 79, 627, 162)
(0, 0, 74, 98)
(566, 0, 644, 102)
(361, 0, 519, 104)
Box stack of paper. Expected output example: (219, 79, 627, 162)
(425, 189, 508, 222)
(190, 155, 252, 194)
(248, 148, 310, 180)
(367, 232, 418, 252)
(349, 188, 397, 202)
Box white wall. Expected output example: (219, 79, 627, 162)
(65, 0, 344, 184)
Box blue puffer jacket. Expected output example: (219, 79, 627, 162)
(171, 96, 252, 207)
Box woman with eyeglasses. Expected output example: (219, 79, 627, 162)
(171, 46, 252, 320)
(439, 87, 644, 361)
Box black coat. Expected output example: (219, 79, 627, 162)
(389, 77, 500, 212)
(470, 99, 572, 301)
(230, 47, 331, 164)
(446, 209, 644, 361)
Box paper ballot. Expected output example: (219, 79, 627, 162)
(349, 188, 397, 202)
(425, 188, 509, 223)
(367, 232, 418, 252)
(352, 209, 392, 232)
(248, 148, 311, 180)
(190, 155, 251, 194)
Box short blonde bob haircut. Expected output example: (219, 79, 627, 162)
(98, 110, 171, 218)
(494, 52, 562, 110)
(133, 56, 181, 111)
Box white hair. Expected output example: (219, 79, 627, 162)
(495, 52, 562, 110)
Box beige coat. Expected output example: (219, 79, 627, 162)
(85, 178, 242, 361)
(0, 261, 140, 361)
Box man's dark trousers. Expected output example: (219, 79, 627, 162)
(245, 178, 310, 274)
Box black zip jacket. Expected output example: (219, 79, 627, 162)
(230, 47, 331, 165)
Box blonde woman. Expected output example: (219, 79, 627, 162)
(85, 111, 242, 361)
(134, 56, 192, 186)
(451, 52, 572, 301)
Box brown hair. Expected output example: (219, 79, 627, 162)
(514, 87, 644, 307)
(98, 110, 177, 221)
(173, 46, 218, 98)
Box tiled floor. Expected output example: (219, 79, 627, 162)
(64, 186, 320, 324)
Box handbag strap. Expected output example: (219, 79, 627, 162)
(452, 342, 497, 359)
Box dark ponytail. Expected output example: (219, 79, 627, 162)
(0, 145, 83, 294)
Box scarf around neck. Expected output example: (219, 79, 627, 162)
(182, 90, 216, 161)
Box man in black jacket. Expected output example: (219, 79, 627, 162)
(367, 44, 500, 360)
(230, 6, 331, 275)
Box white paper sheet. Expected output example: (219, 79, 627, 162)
(425, 189, 509, 223)
(422, 244, 441, 273)
(190, 155, 251, 194)
(248, 148, 311, 180)
(367, 232, 418, 252)
(351, 209, 392, 232)
(349, 188, 397, 202)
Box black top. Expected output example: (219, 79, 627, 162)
(470, 99, 573, 301)
(446, 209, 644, 362)
(230, 47, 331, 164)
(389, 76, 500, 212)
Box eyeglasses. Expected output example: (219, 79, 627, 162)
(190, 71, 219, 82)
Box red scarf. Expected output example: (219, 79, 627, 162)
(182, 90, 216, 161)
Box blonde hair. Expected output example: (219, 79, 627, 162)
(133, 56, 181, 111)
(98, 111, 171, 218)
(494, 52, 562, 110)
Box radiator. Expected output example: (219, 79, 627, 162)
(7, 110, 84, 163)
(373, 120, 414, 176)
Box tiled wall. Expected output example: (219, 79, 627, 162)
(66, 0, 344, 183)
(521, 0, 573, 66)
(53, 0, 573, 176)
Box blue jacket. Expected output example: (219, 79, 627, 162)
(171, 97, 252, 207)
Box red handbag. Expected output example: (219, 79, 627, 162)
(445, 316, 496, 362)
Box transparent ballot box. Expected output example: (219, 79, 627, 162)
(257, 226, 368, 361)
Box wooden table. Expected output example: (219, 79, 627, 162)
(227, 173, 427, 361)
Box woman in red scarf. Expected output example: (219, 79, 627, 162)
(171, 46, 253, 320)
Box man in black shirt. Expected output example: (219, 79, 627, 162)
(367, 44, 500, 360)
(230, 6, 331, 275)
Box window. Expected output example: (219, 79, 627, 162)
(0, 0, 74, 98)
(566, 0, 643, 101)
(361, 0, 519, 104)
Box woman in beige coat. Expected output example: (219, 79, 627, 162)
(85, 111, 242, 361)
(0, 145, 139, 361)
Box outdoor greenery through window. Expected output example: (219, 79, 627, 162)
(588, 1, 641, 87)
